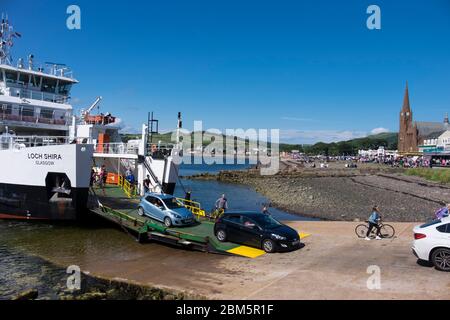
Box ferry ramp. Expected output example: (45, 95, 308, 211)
(89, 185, 266, 258)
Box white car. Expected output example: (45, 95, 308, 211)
(412, 216, 450, 272)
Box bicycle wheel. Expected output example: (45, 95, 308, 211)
(380, 224, 395, 239)
(355, 224, 369, 238)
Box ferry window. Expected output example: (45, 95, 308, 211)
(41, 77, 57, 93)
(5, 71, 17, 84)
(58, 82, 72, 95)
(18, 73, 29, 85)
(40, 108, 54, 119)
(31, 75, 41, 87)
(1, 104, 12, 115)
(54, 110, 66, 120)
(21, 106, 34, 117)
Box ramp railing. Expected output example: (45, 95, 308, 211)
(118, 175, 138, 198)
(176, 198, 206, 217)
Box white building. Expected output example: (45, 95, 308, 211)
(420, 130, 450, 153)
(437, 130, 450, 150)
(358, 146, 398, 158)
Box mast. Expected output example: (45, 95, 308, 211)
(0, 13, 21, 65)
(176, 112, 182, 148)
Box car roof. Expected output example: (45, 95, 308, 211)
(223, 211, 263, 216)
(145, 193, 174, 200)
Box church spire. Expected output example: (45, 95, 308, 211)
(445, 112, 449, 125)
(402, 81, 411, 112)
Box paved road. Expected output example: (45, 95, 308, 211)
(79, 221, 450, 300)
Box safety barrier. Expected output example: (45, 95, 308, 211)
(118, 175, 138, 198)
(176, 198, 206, 217)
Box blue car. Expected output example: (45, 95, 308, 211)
(138, 193, 195, 227)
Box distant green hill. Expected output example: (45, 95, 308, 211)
(121, 131, 398, 156)
(293, 132, 398, 156)
(121, 132, 173, 143)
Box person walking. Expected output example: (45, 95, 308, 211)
(90, 168, 95, 187)
(262, 203, 270, 215)
(215, 194, 228, 212)
(99, 165, 107, 196)
(365, 206, 382, 241)
(143, 174, 151, 194)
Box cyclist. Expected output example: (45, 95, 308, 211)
(435, 204, 450, 219)
(365, 205, 382, 241)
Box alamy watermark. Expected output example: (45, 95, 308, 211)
(66, 265, 81, 291)
(168, 121, 280, 175)
(66, 5, 81, 30)
(366, 265, 381, 290)
(366, 5, 381, 30)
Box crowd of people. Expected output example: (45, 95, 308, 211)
(358, 155, 450, 168)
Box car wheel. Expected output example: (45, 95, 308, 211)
(138, 207, 145, 216)
(164, 217, 172, 228)
(431, 248, 450, 272)
(216, 229, 227, 242)
(262, 239, 276, 253)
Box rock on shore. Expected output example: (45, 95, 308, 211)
(57, 273, 200, 300)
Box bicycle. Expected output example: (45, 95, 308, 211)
(355, 220, 395, 239)
(206, 208, 224, 221)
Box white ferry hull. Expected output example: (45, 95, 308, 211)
(0, 144, 94, 220)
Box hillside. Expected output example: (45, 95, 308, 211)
(120, 131, 398, 156)
(296, 132, 398, 156)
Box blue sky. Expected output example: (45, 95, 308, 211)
(3, 0, 450, 144)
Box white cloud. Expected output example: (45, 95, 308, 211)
(280, 116, 315, 122)
(119, 120, 140, 134)
(370, 127, 390, 135)
(280, 129, 367, 144)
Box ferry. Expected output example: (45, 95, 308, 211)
(0, 16, 180, 220)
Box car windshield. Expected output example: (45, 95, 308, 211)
(251, 214, 282, 229)
(163, 197, 183, 209)
(420, 219, 441, 228)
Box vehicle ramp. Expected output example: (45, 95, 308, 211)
(88, 185, 266, 258)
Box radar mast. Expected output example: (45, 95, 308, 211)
(0, 13, 21, 65)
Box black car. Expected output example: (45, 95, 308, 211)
(214, 211, 301, 253)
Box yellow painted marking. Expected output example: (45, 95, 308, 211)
(298, 232, 311, 240)
(227, 246, 266, 258)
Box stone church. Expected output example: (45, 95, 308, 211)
(398, 82, 449, 154)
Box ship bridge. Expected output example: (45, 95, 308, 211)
(0, 17, 76, 135)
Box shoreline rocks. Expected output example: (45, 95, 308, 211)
(187, 163, 444, 222)
(12, 288, 39, 300)
(56, 273, 200, 301)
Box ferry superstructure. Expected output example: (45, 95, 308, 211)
(0, 16, 180, 220)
